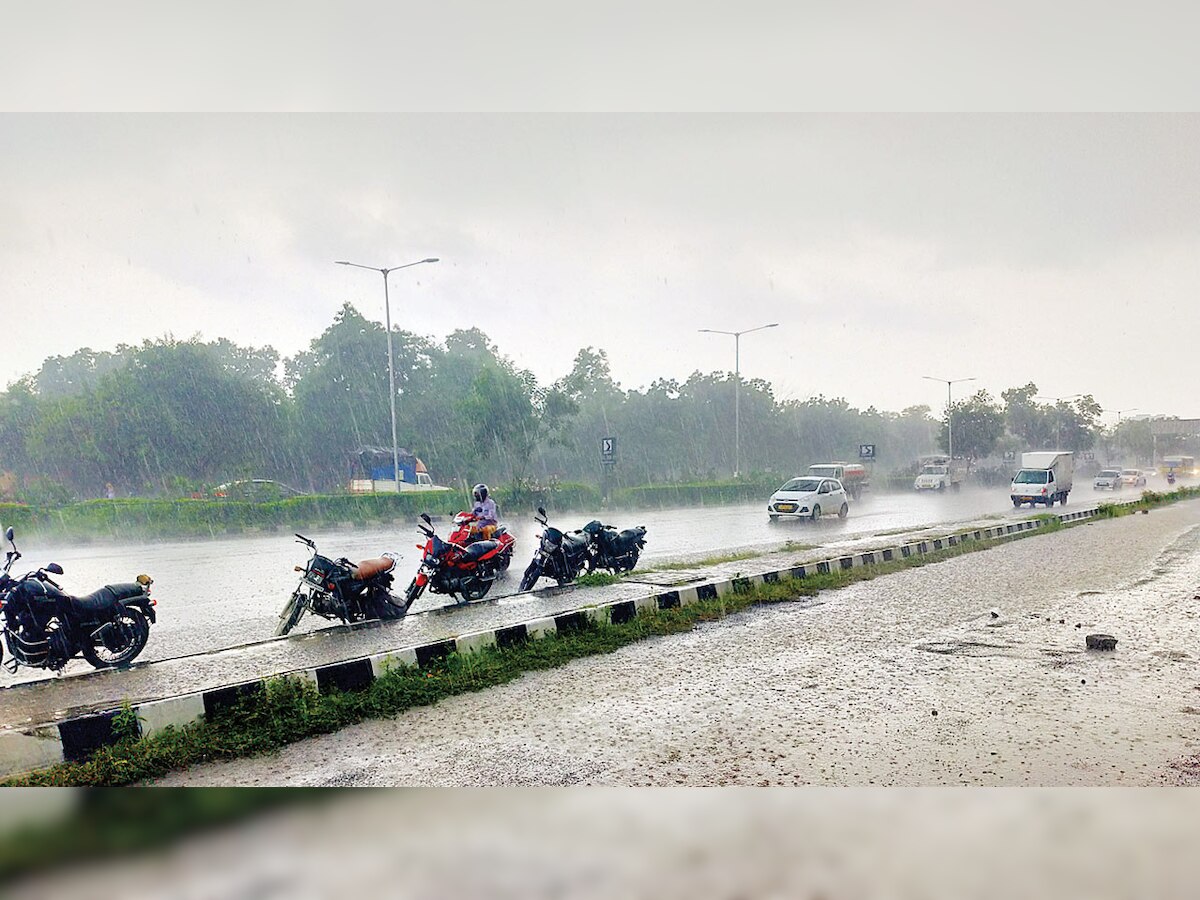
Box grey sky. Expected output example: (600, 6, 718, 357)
(2, 114, 1198, 417)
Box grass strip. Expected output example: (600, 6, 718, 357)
(4, 517, 1077, 790)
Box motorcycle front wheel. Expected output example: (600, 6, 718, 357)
(404, 578, 426, 607)
(518, 561, 542, 593)
(82, 608, 150, 669)
(274, 591, 306, 636)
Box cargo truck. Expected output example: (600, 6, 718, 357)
(913, 455, 967, 492)
(808, 462, 869, 500)
(1010, 451, 1073, 507)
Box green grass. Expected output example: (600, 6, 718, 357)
(574, 572, 625, 587)
(649, 549, 765, 571)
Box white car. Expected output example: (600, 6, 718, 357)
(1092, 469, 1123, 491)
(1120, 468, 1147, 487)
(768, 476, 849, 522)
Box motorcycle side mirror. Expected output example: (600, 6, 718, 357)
(537, 507, 546, 516)
(420, 513, 432, 525)
(46, 563, 64, 575)
(4, 527, 13, 543)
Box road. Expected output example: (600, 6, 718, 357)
(154, 496, 1200, 786)
(0, 481, 1161, 728)
(11, 481, 1148, 666)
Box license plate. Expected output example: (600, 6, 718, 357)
(776, 504, 797, 512)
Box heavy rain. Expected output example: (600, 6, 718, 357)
(0, 99, 1198, 808)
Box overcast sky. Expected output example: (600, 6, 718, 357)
(2, 114, 1198, 418)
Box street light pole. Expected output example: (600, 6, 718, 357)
(699, 323, 778, 479)
(335, 257, 439, 489)
(923, 376, 976, 462)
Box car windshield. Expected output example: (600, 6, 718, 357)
(1013, 470, 1048, 484)
(779, 478, 821, 492)
(808, 467, 837, 478)
(922, 466, 947, 475)
(1097, 471, 1120, 478)
(1121, 470, 1138, 475)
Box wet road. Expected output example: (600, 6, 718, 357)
(155, 496, 1200, 786)
(0, 480, 1164, 725)
(9, 483, 1134, 665)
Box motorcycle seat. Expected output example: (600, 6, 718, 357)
(354, 557, 396, 580)
(70, 583, 144, 613)
(563, 532, 589, 549)
(462, 540, 499, 561)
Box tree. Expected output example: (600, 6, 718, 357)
(940, 390, 1005, 461)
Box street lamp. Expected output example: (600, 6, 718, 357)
(698, 323, 778, 478)
(335, 257, 440, 489)
(923, 376, 976, 462)
(1114, 408, 1139, 424)
(1034, 394, 1083, 449)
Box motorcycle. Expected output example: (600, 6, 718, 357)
(448, 511, 516, 573)
(518, 507, 594, 592)
(581, 520, 648, 573)
(403, 512, 516, 606)
(0, 527, 157, 673)
(1168, 471, 1177, 486)
(275, 534, 409, 636)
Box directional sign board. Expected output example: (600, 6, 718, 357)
(1003, 450, 1017, 462)
(858, 444, 876, 460)
(601, 436, 617, 465)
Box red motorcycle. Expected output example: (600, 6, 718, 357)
(403, 513, 515, 605)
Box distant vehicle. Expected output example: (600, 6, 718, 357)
(213, 479, 305, 501)
(1092, 469, 1123, 491)
(913, 455, 966, 492)
(1119, 468, 1147, 488)
(807, 462, 868, 500)
(1160, 455, 1196, 479)
(1010, 451, 1073, 507)
(348, 446, 449, 494)
(768, 476, 850, 522)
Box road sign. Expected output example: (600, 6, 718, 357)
(601, 436, 617, 464)
(858, 444, 876, 460)
(1003, 450, 1017, 462)
(1082, 451, 1095, 461)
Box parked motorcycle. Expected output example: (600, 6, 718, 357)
(0, 527, 157, 673)
(581, 520, 648, 573)
(275, 534, 408, 636)
(518, 507, 593, 592)
(1168, 471, 1177, 486)
(403, 513, 516, 606)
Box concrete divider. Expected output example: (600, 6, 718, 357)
(0, 497, 1144, 779)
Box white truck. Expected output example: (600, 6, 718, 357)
(913, 455, 966, 492)
(1010, 451, 1074, 508)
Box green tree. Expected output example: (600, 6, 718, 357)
(940, 390, 1005, 461)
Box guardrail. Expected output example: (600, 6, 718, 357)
(0, 499, 1141, 778)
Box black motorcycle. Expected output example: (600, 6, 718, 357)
(518, 507, 593, 592)
(275, 534, 410, 636)
(0, 527, 156, 673)
(581, 520, 648, 573)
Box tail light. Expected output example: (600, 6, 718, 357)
(1041, 488, 1048, 494)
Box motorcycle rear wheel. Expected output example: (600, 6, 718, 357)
(274, 592, 306, 636)
(82, 609, 150, 669)
(460, 580, 491, 601)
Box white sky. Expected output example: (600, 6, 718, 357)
(2, 3, 1199, 420)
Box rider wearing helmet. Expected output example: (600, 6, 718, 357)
(472, 483, 499, 539)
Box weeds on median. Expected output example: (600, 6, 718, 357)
(6, 494, 1197, 789)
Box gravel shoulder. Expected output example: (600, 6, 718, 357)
(156, 500, 1200, 786)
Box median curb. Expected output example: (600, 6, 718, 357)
(0, 499, 1142, 779)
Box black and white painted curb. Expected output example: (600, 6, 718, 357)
(0, 500, 1139, 778)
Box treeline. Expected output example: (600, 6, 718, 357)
(0, 303, 1164, 502)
